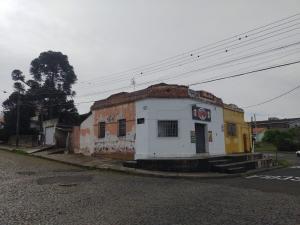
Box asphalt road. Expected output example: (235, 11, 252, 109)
(0, 150, 300, 225)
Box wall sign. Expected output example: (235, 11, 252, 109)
(192, 105, 211, 122)
(190, 131, 196, 143)
(208, 131, 213, 142)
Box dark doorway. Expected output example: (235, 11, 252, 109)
(195, 123, 206, 153)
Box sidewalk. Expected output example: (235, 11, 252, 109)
(0, 145, 281, 179)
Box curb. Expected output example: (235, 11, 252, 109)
(0, 147, 284, 180)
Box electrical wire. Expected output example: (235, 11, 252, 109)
(242, 84, 300, 108)
(78, 42, 300, 98)
(188, 60, 300, 87)
(77, 13, 300, 84)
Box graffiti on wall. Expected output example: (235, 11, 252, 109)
(94, 132, 136, 153)
(93, 102, 136, 154)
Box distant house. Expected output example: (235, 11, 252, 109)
(252, 127, 266, 142)
(254, 117, 300, 130)
(43, 113, 91, 149)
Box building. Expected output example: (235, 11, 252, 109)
(78, 83, 227, 160)
(254, 117, 300, 130)
(223, 104, 251, 154)
(43, 118, 73, 147)
(0, 114, 4, 129)
(252, 128, 266, 142)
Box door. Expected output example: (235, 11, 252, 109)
(195, 123, 206, 153)
(45, 127, 55, 145)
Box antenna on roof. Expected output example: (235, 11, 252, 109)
(131, 77, 136, 91)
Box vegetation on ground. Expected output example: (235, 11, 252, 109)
(262, 128, 300, 152)
(254, 142, 277, 153)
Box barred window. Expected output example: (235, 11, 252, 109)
(118, 119, 126, 137)
(98, 122, 105, 138)
(137, 118, 145, 124)
(158, 120, 178, 137)
(227, 123, 237, 136)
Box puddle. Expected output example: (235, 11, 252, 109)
(37, 175, 93, 185)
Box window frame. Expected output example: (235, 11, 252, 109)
(98, 122, 106, 138)
(118, 119, 126, 137)
(157, 120, 179, 137)
(227, 122, 237, 137)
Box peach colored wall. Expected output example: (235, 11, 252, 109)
(92, 102, 136, 159)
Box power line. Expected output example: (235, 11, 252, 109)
(78, 42, 300, 98)
(76, 23, 300, 88)
(18, 60, 300, 108)
(188, 60, 300, 87)
(76, 31, 300, 92)
(131, 23, 300, 77)
(243, 84, 300, 108)
(77, 13, 300, 84)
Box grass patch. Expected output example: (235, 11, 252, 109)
(254, 142, 276, 153)
(12, 149, 28, 155)
(277, 159, 292, 167)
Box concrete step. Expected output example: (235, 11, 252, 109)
(208, 159, 229, 166)
(123, 161, 138, 168)
(226, 166, 246, 174)
(212, 160, 258, 173)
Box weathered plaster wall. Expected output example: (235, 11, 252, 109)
(93, 102, 136, 159)
(223, 108, 251, 154)
(79, 113, 95, 155)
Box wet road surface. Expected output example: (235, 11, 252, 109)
(0, 150, 299, 225)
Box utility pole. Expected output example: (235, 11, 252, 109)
(15, 92, 20, 147)
(251, 116, 254, 152)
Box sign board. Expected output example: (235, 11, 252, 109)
(190, 131, 196, 143)
(208, 131, 213, 142)
(192, 105, 211, 122)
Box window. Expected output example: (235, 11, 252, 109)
(158, 120, 178, 137)
(98, 122, 105, 138)
(137, 118, 145, 124)
(227, 123, 237, 136)
(118, 119, 126, 137)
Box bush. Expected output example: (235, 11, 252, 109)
(0, 129, 9, 143)
(262, 129, 298, 152)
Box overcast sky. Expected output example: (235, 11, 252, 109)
(0, 0, 300, 121)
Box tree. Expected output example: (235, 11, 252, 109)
(2, 71, 36, 137)
(2, 51, 79, 140)
(28, 51, 79, 125)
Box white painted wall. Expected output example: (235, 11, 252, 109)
(79, 113, 95, 155)
(135, 98, 225, 159)
(43, 119, 58, 146)
(45, 127, 55, 145)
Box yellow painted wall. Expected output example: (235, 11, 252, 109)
(223, 108, 251, 154)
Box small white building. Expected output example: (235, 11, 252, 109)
(78, 84, 225, 160)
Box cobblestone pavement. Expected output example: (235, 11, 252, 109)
(0, 150, 300, 225)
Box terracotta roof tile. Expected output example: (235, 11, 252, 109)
(91, 83, 223, 110)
